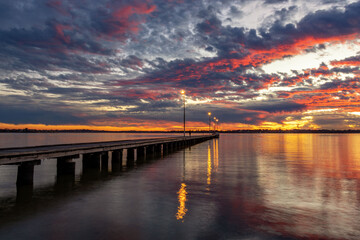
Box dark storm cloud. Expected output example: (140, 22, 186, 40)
(196, 16, 222, 34)
(0, 21, 113, 74)
(0, 0, 158, 74)
(205, 46, 215, 52)
(0, 103, 84, 125)
(243, 101, 307, 113)
(118, 55, 144, 70)
(296, 3, 360, 38)
(304, 43, 326, 53)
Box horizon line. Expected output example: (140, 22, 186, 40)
(1, 128, 360, 133)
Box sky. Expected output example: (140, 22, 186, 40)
(1, 0, 360, 131)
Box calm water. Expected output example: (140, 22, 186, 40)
(0, 132, 183, 148)
(0, 133, 360, 239)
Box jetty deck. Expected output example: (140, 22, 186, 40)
(0, 134, 219, 186)
(0, 134, 218, 186)
(0, 134, 218, 165)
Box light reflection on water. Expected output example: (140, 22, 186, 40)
(176, 183, 187, 221)
(0, 133, 360, 239)
(207, 144, 212, 186)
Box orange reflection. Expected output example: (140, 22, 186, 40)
(257, 133, 360, 181)
(176, 183, 188, 221)
(247, 133, 360, 238)
(207, 144, 212, 185)
(213, 139, 219, 171)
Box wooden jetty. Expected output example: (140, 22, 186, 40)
(0, 134, 219, 186)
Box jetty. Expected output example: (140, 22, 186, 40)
(0, 134, 219, 186)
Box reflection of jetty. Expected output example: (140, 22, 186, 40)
(0, 134, 219, 187)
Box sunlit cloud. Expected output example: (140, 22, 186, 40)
(262, 40, 360, 74)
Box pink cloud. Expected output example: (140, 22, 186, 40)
(54, 24, 72, 44)
(101, 3, 156, 40)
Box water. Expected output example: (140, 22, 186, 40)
(0, 132, 182, 148)
(1, 133, 360, 239)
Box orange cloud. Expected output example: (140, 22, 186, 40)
(331, 58, 360, 67)
(280, 84, 360, 110)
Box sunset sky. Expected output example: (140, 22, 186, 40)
(1, 0, 360, 131)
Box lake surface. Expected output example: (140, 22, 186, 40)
(0, 132, 183, 148)
(0, 133, 360, 239)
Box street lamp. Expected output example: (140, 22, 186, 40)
(208, 112, 211, 134)
(181, 90, 185, 137)
(213, 117, 217, 131)
(216, 119, 219, 132)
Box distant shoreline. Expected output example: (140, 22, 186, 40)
(1, 129, 360, 134)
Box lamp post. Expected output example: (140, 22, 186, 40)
(213, 117, 217, 131)
(208, 112, 211, 134)
(216, 119, 219, 132)
(181, 90, 185, 137)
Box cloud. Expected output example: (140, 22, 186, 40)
(1, 0, 360, 129)
(265, 0, 288, 4)
(330, 55, 360, 66)
(46, 0, 71, 16)
(119, 55, 144, 70)
(243, 100, 307, 113)
(196, 15, 222, 34)
(0, 103, 84, 125)
(91, 2, 156, 41)
(279, 78, 360, 110)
